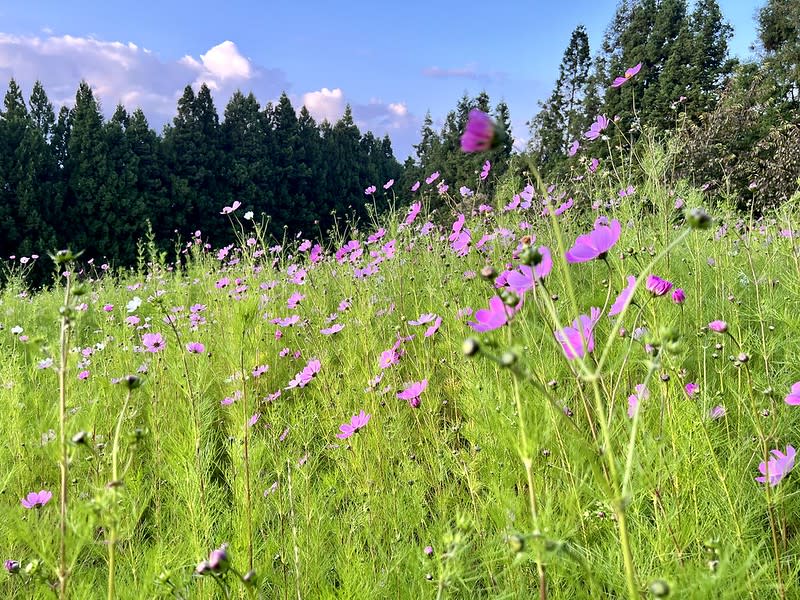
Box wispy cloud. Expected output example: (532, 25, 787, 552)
(422, 64, 506, 83)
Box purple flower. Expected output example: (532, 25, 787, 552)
(336, 410, 371, 439)
(208, 544, 229, 571)
(398, 380, 427, 408)
(565, 219, 621, 263)
(480, 160, 491, 180)
(584, 114, 609, 141)
(627, 384, 650, 418)
(408, 313, 438, 326)
(609, 276, 636, 317)
(645, 274, 674, 297)
(364, 185, 377, 195)
(321, 323, 345, 335)
(708, 320, 728, 333)
(424, 545, 434, 556)
(554, 307, 601, 360)
(568, 140, 580, 156)
(468, 296, 512, 332)
(21, 489, 52, 509)
(424, 317, 443, 338)
(785, 382, 800, 406)
(186, 342, 205, 354)
(461, 109, 496, 153)
(504, 248, 553, 294)
(611, 62, 642, 88)
(756, 445, 796, 487)
(685, 382, 699, 397)
(4, 559, 20, 574)
(142, 332, 166, 353)
(672, 288, 686, 304)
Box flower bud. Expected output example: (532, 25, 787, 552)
(687, 208, 712, 230)
(462, 338, 480, 357)
(649, 579, 671, 597)
(4, 560, 20, 574)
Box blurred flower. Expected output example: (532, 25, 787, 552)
(568, 140, 580, 156)
(646, 275, 673, 297)
(627, 384, 649, 418)
(480, 160, 491, 180)
(555, 308, 601, 360)
(785, 382, 800, 406)
(336, 410, 371, 439)
(756, 445, 796, 487)
(461, 109, 496, 153)
(220, 201, 241, 215)
(398, 380, 427, 408)
(708, 320, 727, 333)
(186, 342, 205, 354)
(685, 382, 699, 397)
(672, 288, 686, 304)
(468, 296, 512, 332)
(709, 405, 726, 420)
(609, 276, 636, 317)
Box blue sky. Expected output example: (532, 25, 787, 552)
(0, 1, 763, 158)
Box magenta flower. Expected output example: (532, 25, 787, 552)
(709, 404, 726, 420)
(756, 445, 796, 487)
(611, 62, 642, 88)
(672, 288, 686, 304)
(21, 490, 52, 509)
(504, 249, 553, 294)
(398, 379, 427, 408)
(785, 382, 800, 406)
(708, 320, 728, 333)
(383, 179, 394, 190)
(461, 109, 496, 153)
(405, 201, 422, 225)
(554, 307, 601, 360)
(685, 382, 700, 397)
(336, 410, 371, 439)
(583, 114, 609, 141)
(627, 384, 649, 418)
(468, 296, 512, 332)
(186, 342, 205, 354)
(425, 171, 440, 185)
(408, 313, 438, 326)
(645, 274, 674, 297)
(321, 323, 344, 335)
(142, 332, 165, 353)
(609, 276, 636, 317)
(424, 317, 443, 338)
(565, 219, 621, 263)
(364, 185, 377, 195)
(77, 370, 90, 380)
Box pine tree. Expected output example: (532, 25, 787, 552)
(757, 0, 800, 109)
(0, 79, 30, 256)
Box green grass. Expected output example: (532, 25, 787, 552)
(2, 140, 800, 599)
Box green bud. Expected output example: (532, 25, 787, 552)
(508, 534, 525, 553)
(462, 338, 480, 357)
(519, 245, 543, 267)
(500, 290, 520, 307)
(686, 208, 712, 230)
(500, 351, 517, 367)
(480, 266, 497, 281)
(649, 579, 671, 597)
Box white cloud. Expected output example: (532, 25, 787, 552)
(302, 87, 345, 123)
(422, 64, 506, 83)
(0, 33, 288, 124)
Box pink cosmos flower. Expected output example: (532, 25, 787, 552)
(142, 332, 165, 353)
(21, 490, 52, 509)
(364, 185, 377, 195)
(785, 382, 800, 406)
(565, 219, 621, 263)
(568, 140, 580, 157)
(77, 370, 90, 380)
(504, 249, 553, 294)
(408, 313, 438, 326)
(220, 201, 241, 215)
(398, 380, 428, 408)
(709, 405, 726, 419)
(611, 62, 642, 88)
(627, 384, 649, 418)
(584, 114, 609, 141)
(336, 410, 371, 439)
(383, 179, 394, 190)
(186, 342, 205, 354)
(468, 296, 513, 332)
(425, 172, 440, 185)
(480, 160, 491, 180)
(461, 109, 496, 153)
(411, 181, 421, 192)
(609, 276, 636, 317)
(424, 317, 443, 338)
(645, 275, 674, 297)
(321, 323, 344, 335)
(405, 202, 422, 225)
(555, 307, 601, 360)
(672, 288, 686, 304)
(589, 158, 599, 172)
(708, 320, 728, 333)
(756, 445, 796, 487)
(685, 382, 700, 397)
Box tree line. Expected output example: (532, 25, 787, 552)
(0, 80, 402, 271)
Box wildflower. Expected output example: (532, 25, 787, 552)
(708, 320, 727, 333)
(565, 219, 621, 263)
(336, 410, 371, 439)
(468, 296, 512, 332)
(609, 276, 636, 317)
(21, 490, 52, 509)
(383, 179, 394, 189)
(425, 171, 440, 185)
(461, 109, 496, 153)
(589, 158, 599, 172)
(364, 185, 377, 195)
(77, 370, 90, 380)
(244, 210, 254, 220)
(423, 546, 434, 557)
(627, 384, 649, 418)
(645, 275, 673, 297)
(554, 307, 601, 360)
(126, 296, 142, 312)
(398, 380, 427, 408)
(611, 62, 642, 88)
(424, 317, 443, 338)
(709, 405, 726, 419)
(568, 140, 580, 157)
(103, 304, 114, 312)
(408, 313, 438, 326)
(583, 114, 609, 141)
(411, 181, 421, 192)
(220, 201, 241, 215)
(755, 445, 796, 487)
(248, 413, 260, 427)
(672, 288, 686, 304)
(142, 332, 166, 353)
(186, 342, 205, 354)
(321, 323, 344, 335)
(405, 202, 421, 225)
(252, 364, 269, 377)
(4, 560, 20, 574)
(785, 382, 800, 406)
(480, 160, 491, 180)
(208, 544, 230, 572)
(685, 382, 699, 397)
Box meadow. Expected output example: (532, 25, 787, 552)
(2, 124, 800, 600)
